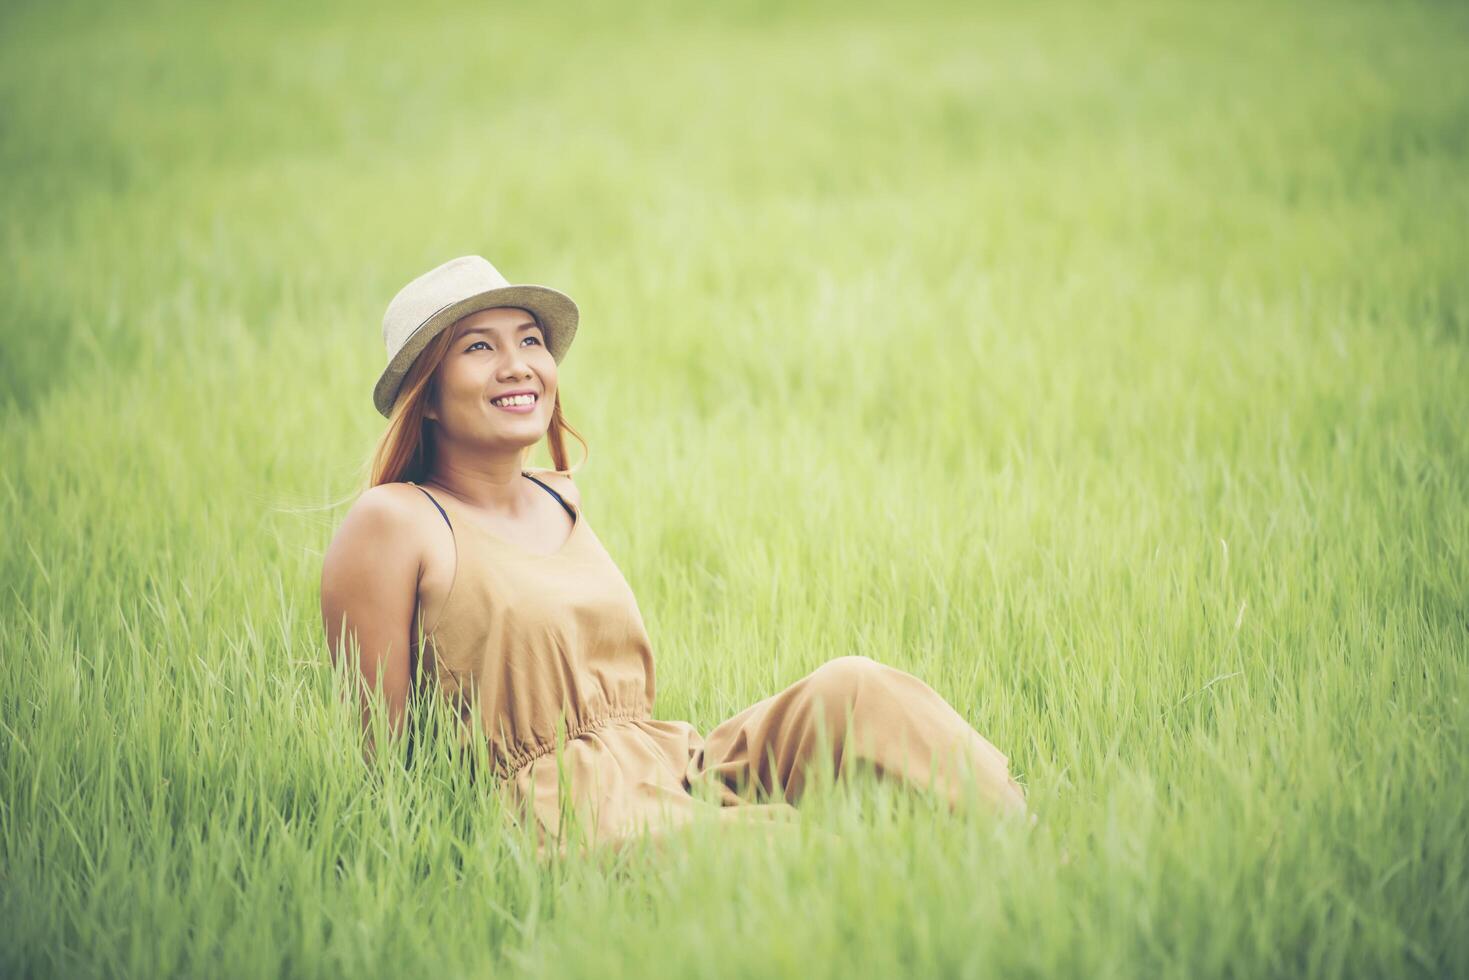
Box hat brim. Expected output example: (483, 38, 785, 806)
(373, 283, 579, 418)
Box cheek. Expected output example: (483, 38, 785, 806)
(436, 366, 482, 413)
(534, 356, 558, 391)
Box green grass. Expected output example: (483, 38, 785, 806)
(3, 0, 1467, 975)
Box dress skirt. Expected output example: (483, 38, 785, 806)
(506, 655, 1027, 856)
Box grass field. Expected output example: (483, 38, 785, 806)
(3, 0, 1467, 975)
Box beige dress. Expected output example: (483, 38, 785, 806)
(412, 474, 1025, 856)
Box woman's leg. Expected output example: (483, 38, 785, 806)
(684, 655, 1026, 815)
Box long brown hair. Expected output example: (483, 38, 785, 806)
(365, 313, 589, 488)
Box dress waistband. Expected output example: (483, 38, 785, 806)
(492, 706, 653, 780)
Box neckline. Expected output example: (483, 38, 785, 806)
(419, 473, 582, 559)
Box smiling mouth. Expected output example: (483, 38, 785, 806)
(490, 393, 538, 412)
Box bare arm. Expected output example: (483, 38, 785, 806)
(320, 485, 423, 761)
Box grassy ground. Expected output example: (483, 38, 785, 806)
(3, 0, 1467, 975)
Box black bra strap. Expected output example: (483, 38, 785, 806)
(523, 472, 576, 520)
(414, 477, 572, 527)
(413, 485, 453, 531)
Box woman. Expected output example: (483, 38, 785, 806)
(321, 255, 1026, 856)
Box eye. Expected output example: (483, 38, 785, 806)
(466, 340, 490, 352)
(522, 335, 543, 346)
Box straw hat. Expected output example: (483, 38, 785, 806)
(374, 254, 579, 417)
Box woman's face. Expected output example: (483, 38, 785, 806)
(426, 305, 557, 451)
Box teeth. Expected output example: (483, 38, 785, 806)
(492, 393, 536, 407)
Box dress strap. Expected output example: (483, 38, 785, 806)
(522, 471, 577, 520)
(412, 484, 453, 531)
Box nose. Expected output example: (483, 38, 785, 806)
(496, 347, 534, 382)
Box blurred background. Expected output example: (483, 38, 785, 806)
(2, 0, 1466, 976)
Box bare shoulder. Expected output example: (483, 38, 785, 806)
(525, 467, 582, 508)
(320, 484, 436, 661)
(340, 482, 431, 533)
(325, 483, 435, 562)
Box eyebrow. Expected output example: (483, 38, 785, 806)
(459, 321, 542, 339)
